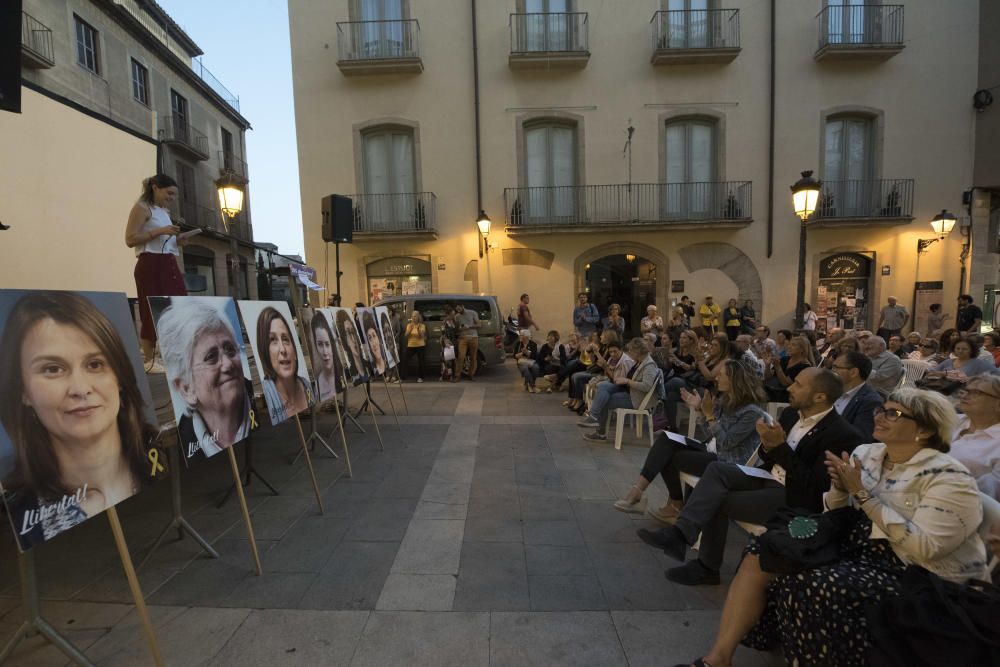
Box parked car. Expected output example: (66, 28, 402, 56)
(372, 294, 506, 375)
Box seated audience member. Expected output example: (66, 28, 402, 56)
(830, 350, 884, 442)
(762, 335, 813, 402)
(666, 307, 687, 344)
(888, 335, 908, 359)
(951, 376, 1000, 499)
(577, 339, 633, 427)
(734, 335, 765, 378)
(662, 334, 731, 430)
(659, 330, 701, 426)
(650, 332, 676, 373)
(751, 325, 778, 360)
(583, 338, 661, 442)
(551, 331, 582, 390)
(902, 331, 922, 356)
(524, 330, 567, 393)
(566, 331, 619, 413)
(862, 335, 904, 398)
(641, 305, 665, 339)
(856, 330, 874, 341)
(929, 337, 998, 380)
(909, 337, 942, 363)
(939, 327, 961, 358)
(614, 359, 768, 524)
(677, 389, 987, 667)
(638, 368, 861, 586)
(983, 331, 1000, 367)
(970, 333, 995, 362)
(774, 329, 793, 359)
(513, 330, 539, 392)
(821, 334, 859, 369)
(816, 327, 845, 365)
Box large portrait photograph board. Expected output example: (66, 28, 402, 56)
(375, 305, 399, 370)
(328, 307, 369, 386)
(0, 290, 165, 551)
(302, 307, 343, 404)
(149, 296, 256, 464)
(356, 307, 388, 378)
(237, 301, 313, 425)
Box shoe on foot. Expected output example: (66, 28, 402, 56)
(577, 415, 599, 428)
(614, 495, 648, 514)
(562, 400, 572, 407)
(144, 360, 166, 374)
(637, 526, 687, 561)
(647, 502, 683, 526)
(583, 431, 607, 442)
(666, 559, 721, 586)
(416, 378, 424, 383)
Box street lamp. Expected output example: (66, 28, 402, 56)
(215, 173, 246, 297)
(790, 170, 822, 328)
(917, 209, 957, 253)
(477, 209, 491, 258)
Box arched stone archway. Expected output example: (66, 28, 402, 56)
(574, 241, 669, 317)
(677, 242, 763, 315)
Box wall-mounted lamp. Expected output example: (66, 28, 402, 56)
(476, 209, 491, 258)
(917, 209, 957, 254)
(625, 254, 636, 263)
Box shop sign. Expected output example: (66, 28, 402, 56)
(366, 257, 432, 277)
(819, 253, 872, 279)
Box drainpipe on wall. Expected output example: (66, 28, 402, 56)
(766, 0, 776, 259)
(472, 0, 483, 213)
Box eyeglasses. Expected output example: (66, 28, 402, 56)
(873, 406, 917, 423)
(832, 364, 854, 371)
(920, 344, 935, 349)
(957, 388, 1000, 400)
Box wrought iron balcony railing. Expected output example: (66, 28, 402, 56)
(651, 9, 740, 52)
(219, 151, 248, 181)
(351, 192, 436, 233)
(817, 4, 904, 56)
(337, 19, 421, 62)
(159, 116, 209, 160)
(811, 179, 913, 221)
(504, 182, 752, 228)
(510, 12, 589, 54)
(21, 11, 54, 68)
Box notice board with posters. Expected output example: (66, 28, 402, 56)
(913, 281, 944, 336)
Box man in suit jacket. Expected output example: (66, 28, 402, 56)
(863, 335, 903, 398)
(831, 350, 884, 442)
(637, 368, 861, 586)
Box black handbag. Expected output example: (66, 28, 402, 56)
(866, 565, 1000, 667)
(915, 375, 964, 396)
(756, 506, 860, 575)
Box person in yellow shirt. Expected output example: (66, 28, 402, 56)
(700, 295, 722, 334)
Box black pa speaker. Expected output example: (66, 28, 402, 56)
(321, 194, 353, 243)
(0, 0, 22, 114)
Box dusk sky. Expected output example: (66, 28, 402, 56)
(163, 0, 305, 259)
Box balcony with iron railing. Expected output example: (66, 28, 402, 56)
(815, 4, 904, 62)
(336, 19, 423, 75)
(21, 11, 54, 69)
(810, 179, 914, 226)
(503, 182, 752, 234)
(351, 192, 437, 238)
(509, 12, 589, 70)
(219, 151, 249, 182)
(650, 9, 740, 65)
(159, 116, 209, 161)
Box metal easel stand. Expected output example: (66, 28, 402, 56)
(353, 378, 387, 419)
(338, 384, 365, 434)
(216, 435, 279, 509)
(0, 551, 94, 666)
(291, 381, 340, 466)
(138, 445, 219, 569)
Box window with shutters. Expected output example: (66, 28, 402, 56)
(523, 121, 578, 221)
(823, 115, 875, 216)
(663, 118, 717, 218)
(362, 126, 417, 224)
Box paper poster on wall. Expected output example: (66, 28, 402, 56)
(356, 307, 389, 377)
(913, 281, 945, 336)
(237, 301, 313, 425)
(0, 290, 165, 550)
(149, 296, 256, 464)
(301, 307, 343, 403)
(375, 306, 399, 369)
(328, 307, 370, 386)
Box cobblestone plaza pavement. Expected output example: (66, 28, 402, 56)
(0, 368, 782, 666)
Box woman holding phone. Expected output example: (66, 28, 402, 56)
(125, 174, 197, 372)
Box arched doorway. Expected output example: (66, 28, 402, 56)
(584, 255, 656, 337)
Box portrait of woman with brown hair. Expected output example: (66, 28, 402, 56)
(252, 306, 312, 424)
(0, 291, 159, 548)
(334, 307, 369, 384)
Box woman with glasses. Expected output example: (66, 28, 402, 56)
(908, 338, 942, 363)
(676, 388, 988, 667)
(951, 376, 1000, 499)
(928, 337, 998, 380)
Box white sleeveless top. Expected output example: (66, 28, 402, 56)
(135, 204, 178, 256)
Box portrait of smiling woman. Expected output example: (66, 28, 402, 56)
(152, 297, 254, 463)
(359, 308, 387, 377)
(239, 303, 312, 424)
(0, 291, 159, 549)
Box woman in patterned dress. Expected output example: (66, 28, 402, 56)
(675, 388, 989, 667)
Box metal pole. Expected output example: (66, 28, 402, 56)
(795, 219, 807, 328)
(335, 241, 342, 299)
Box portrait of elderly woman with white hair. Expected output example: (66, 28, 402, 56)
(151, 297, 254, 462)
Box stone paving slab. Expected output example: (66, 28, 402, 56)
(209, 609, 369, 666)
(350, 611, 490, 667)
(490, 611, 628, 666)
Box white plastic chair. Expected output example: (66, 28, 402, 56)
(979, 492, 1000, 576)
(686, 404, 699, 439)
(678, 448, 767, 536)
(610, 378, 661, 451)
(766, 402, 789, 421)
(900, 358, 930, 389)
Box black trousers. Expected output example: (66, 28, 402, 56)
(403, 345, 426, 379)
(673, 461, 785, 571)
(641, 432, 719, 500)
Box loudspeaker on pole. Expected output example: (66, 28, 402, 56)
(321, 194, 353, 243)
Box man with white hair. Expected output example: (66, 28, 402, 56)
(862, 335, 903, 398)
(876, 296, 909, 344)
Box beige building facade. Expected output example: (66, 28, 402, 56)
(291, 0, 980, 337)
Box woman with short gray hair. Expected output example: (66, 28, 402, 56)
(583, 338, 661, 442)
(157, 299, 253, 462)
